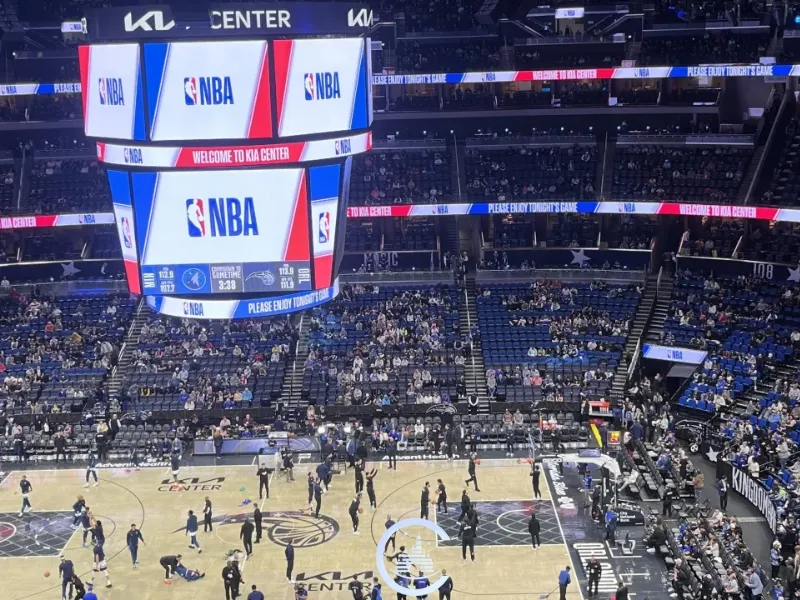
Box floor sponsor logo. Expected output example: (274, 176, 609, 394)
(574, 542, 618, 594)
(544, 458, 577, 514)
(376, 518, 449, 597)
(97, 461, 169, 469)
(382, 454, 461, 462)
(158, 476, 225, 492)
(295, 571, 373, 592)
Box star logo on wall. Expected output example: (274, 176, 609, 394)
(706, 447, 719, 463)
(788, 266, 800, 283)
(61, 262, 81, 277)
(570, 249, 590, 266)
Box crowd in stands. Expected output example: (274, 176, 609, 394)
(760, 117, 800, 208)
(515, 46, 624, 70)
(611, 145, 752, 203)
(396, 40, 501, 73)
(639, 32, 769, 66)
(123, 313, 298, 412)
(605, 216, 657, 249)
(740, 223, 800, 265)
(349, 149, 452, 206)
(304, 284, 469, 406)
(477, 280, 639, 402)
(0, 292, 135, 418)
(678, 221, 745, 258)
(28, 159, 111, 214)
(465, 145, 598, 201)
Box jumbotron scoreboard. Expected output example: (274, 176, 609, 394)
(80, 3, 373, 318)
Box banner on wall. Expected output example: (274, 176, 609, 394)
(0, 259, 124, 282)
(642, 344, 707, 365)
(676, 255, 800, 283)
(340, 251, 438, 272)
(731, 466, 778, 532)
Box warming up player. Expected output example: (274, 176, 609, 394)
(92, 540, 113, 588)
(465, 454, 480, 492)
(365, 468, 378, 509)
(17, 474, 33, 516)
(84, 454, 99, 488)
(170, 454, 183, 490)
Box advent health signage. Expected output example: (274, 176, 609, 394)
(642, 344, 707, 365)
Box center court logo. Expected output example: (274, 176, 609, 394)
(376, 518, 450, 597)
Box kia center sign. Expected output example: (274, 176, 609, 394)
(85, 3, 375, 40)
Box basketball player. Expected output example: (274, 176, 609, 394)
(307, 472, 315, 508)
(457, 490, 470, 524)
(349, 492, 362, 534)
(384, 515, 396, 552)
(80, 507, 92, 547)
(420, 482, 431, 519)
(254, 507, 263, 543)
(203, 497, 213, 532)
(59, 555, 74, 600)
(92, 540, 113, 587)
(313, 478, 323, 517)
(366, 468, 378, 509)
(93, 519, 106, 547)
(386, 546, 411, 577)
(71, 495, 86, 528)
(465, 454, 480, 492)
(528, 512, 541, 550)
(126, 523, 145, 567)
(185, 510, 201, 553)
(461, 517, 476, 563)
(531, 464, 542, 498)
(17, 474, 32, 516)
(70, 573, 86, 600)
(84, 453, 99, 488)
(285, 542, 295, 583)
(436, 479, 448, 513)
(354, 463, 364, 494)
(257, 464, 270, 499)
(170, 454, 183, 490)
(160, 554, 182, 582)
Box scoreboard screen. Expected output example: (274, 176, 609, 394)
(129, 168, 313, 296)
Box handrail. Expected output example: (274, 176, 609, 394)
(600, 131, 608, 195)
(453, 134, 463, 202)
(656, 265, 663, 298)
(744, 89, 791, 205)
(731, 234, 744, 259)
(627, 336, 642, 383)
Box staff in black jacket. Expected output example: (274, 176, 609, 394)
(461, 518, 476, 562)
(587, 558, 601, 597)
(257, 465, 270, 499)
(457, 490, 470, 524)
(355, 464, 364, 494)
(55, 433, 68, 463)
(285, 542, 295, 583)
(386, 438, 397, 470)
(420, 482, 431, 519)
(465, 454, 480, 492)
(203, 496, 213, 532)
(531, 465, 542, 499)
(254, 507, 263, 543)
(528, 513, 541, 549)
(439, 570, 453, 600)
(240, 519, 254, 557)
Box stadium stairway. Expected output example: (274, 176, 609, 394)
(106, 298, 148, 399)
(644, 277, 674, 344)
(599, 135, 616, 197)
(463, 275, 489, 413)
(610, 274, 658, 397)
(721, 363, 792, 422)
(281, 314, 308, 410)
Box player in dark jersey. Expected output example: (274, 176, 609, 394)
(203, 496, 213, 532)
(465, 454, 480, 492)
(436, 480, 448, 513)
(365, 468, 378, 509)
(84, 454, 99, 488)
(59, 555, 74, 600)
(170, 455, 183, 490)
(71, 495, 86, 529)
(92, 541, 113, 588)
(420, 482, 430, 519)
(349, 493, 362, 534)
(18, 475, 32, 516)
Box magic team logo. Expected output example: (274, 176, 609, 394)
(376, 518, 450, 597)
(176, 510, 338, 547)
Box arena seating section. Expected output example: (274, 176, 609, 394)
(476, 281, 639, 402)
(348, 149, 452, 206)
(122, 312, 297, 412)
(0, 293, 135, 421)
(465, 145, 598, 201)
(303, 285, 466, 406)
(28, 159, 112, 214)
(759, 117, 800, 207)
(611, 145, 753, 202)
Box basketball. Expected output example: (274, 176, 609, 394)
(526, 458, 533, 464)
(44, 572, 50, 578)
(476, 459, 481, 465)
(358, 508, 364, 514)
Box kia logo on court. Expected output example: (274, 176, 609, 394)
(158, 476, 225, 492)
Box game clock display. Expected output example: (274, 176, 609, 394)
(141, 261, 311, 295)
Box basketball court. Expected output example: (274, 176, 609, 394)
(0, 459, 583, 600)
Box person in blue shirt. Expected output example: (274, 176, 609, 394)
(18, 475, 32, 517)
(84, 454, 99, 488)
(72, 495, 86, 528)
(316, 462, 330, 491)
(604, 508, 618, 545)
(126, 523, 145, 567)
(247, 584, 265, 600)
(558, 566, 571, 600)
(186, 510, 201, 553)
(83, 583, 98, 600)
(295, 583, 308, 600)
(370, 577, 382, 600)
(59, 555, 74, 600)
(80, 508, 92, 547)
(413, 571, 430, 600)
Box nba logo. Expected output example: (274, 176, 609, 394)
(121, 216, 132, 249)
(186, 198, 206, 237)
(184, 77, 198, 105)
(318, 212, 330, 243)
(98, 78, 107, 105)
(304, 73, 315, 101)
